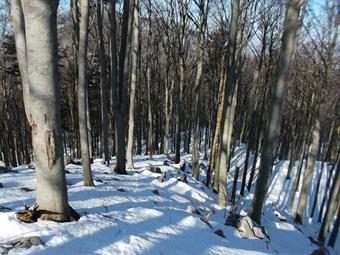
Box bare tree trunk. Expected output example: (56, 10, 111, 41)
(207, 59, 225, 189)
(328, 204, 340, 247)
(295, 115, 320, 224)
(251, 0, 306, 224)
(86, 89, 92, 158)
(70, 0, 79, 161)
(162, 68, 173, 155)
(247, 107, 265, 192)
(127, 0, 139, 168)
(217, 0, 239, 206)
(108, 0, 118, 156)
(97, 0, 110, 165)
(11, 0, 29, 119)
(174, 1, 188, 164)
(13, 0, 78, 221)
(287, 116, 312, 212)
(231, 166, 240, 205)
(310, 162, 325, 218)
(240, 143, 251, 196)
(318, 150, 339, 223)
(318, 162, 340, 244)
(286, 126, 300, 179)
(192, 0, 208, 180)
(113, 0, 132, 174)
(175, 59, 184, 163)
(311, 120, 336, 218)
(147, 65, 153, 158)
(77, 0, 94, 186)
(204, 121, 210, 160)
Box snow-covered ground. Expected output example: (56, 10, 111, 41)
(0, 148, 339, 254)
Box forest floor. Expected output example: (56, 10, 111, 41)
(0, 146, 339, 254)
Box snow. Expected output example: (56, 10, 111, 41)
(0, 151, 339, 255)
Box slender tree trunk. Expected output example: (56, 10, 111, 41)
(11, 0, 30, 119)
(231, 166, 240, 205)
(127, 0, 139, 168)
(240, 143, 251, 196)
(247, 98, 267, 192)
(77, 0, 94, 186)
(318, 163, 340, 244)
(108, 0, 118, 156)
(318, 150, 339, 223)
(310, 162, 325, 218)
(207, 59, 225, 189)
(70, 0, 79, 161)
(163, 68, 172, 155)
(295, 115, 320, 224)
(286, 127, 300, 179)
(147, 65, 153, 158)
(328, 204, 340, 248)
(192, 0, 208, 180)
(251, 0, 306, 224)
(174, 1, 188, 164)
(86, 89, 92, 158)
(175, 58, 184, 163)
(113, 0, 132, 174)
(287, 117, 312, 212)
(217, 0, 239, 206)
(204, 121, 210, 160)
(97, 0, 110, 165)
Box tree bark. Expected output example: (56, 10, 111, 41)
(192, 0, 208, 180)
(328, 203, 340, 247)
(108, 0, 118, 156)
(318, 162, 340, 244)
(217, 0, 239, 206)
(77, 0, 94, 186)
(251, 0, 306, 224)
(310, 162, 324, 218)
(11, 0, 30, 119)
(295, 115, 320, 224)
(318, 150, 339, 223)
(147, 65, 153, 157)
(113, 0, 132, 174)
(174, 1, 188, 164)
(207, 58, 225, 189)
(14, 0, 77, 221)
(127, 0, 139, 168)
(97, 0, 110, 165)
(163, 68, 173, 155)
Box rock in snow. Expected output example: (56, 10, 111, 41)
(225, 214, 266, 239)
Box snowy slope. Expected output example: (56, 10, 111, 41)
(0, 152, 339, 255)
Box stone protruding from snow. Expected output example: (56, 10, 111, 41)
(157, 171, 166, 183)
(152, 189, 160, 196)
(0, 236, 43, 254)
(147, 165, 162, 174)
(0, 160, 6, 168)
(225, 214, 266, 239)
(310, 247, 330, 255)
(186, 205, 201, 215)
(179, 159, 186, 171)
(177, 175, 188, 183)
(274, 210, 287, 222)
(0, 162, 9, 174)
(214, 229, 226, 238)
